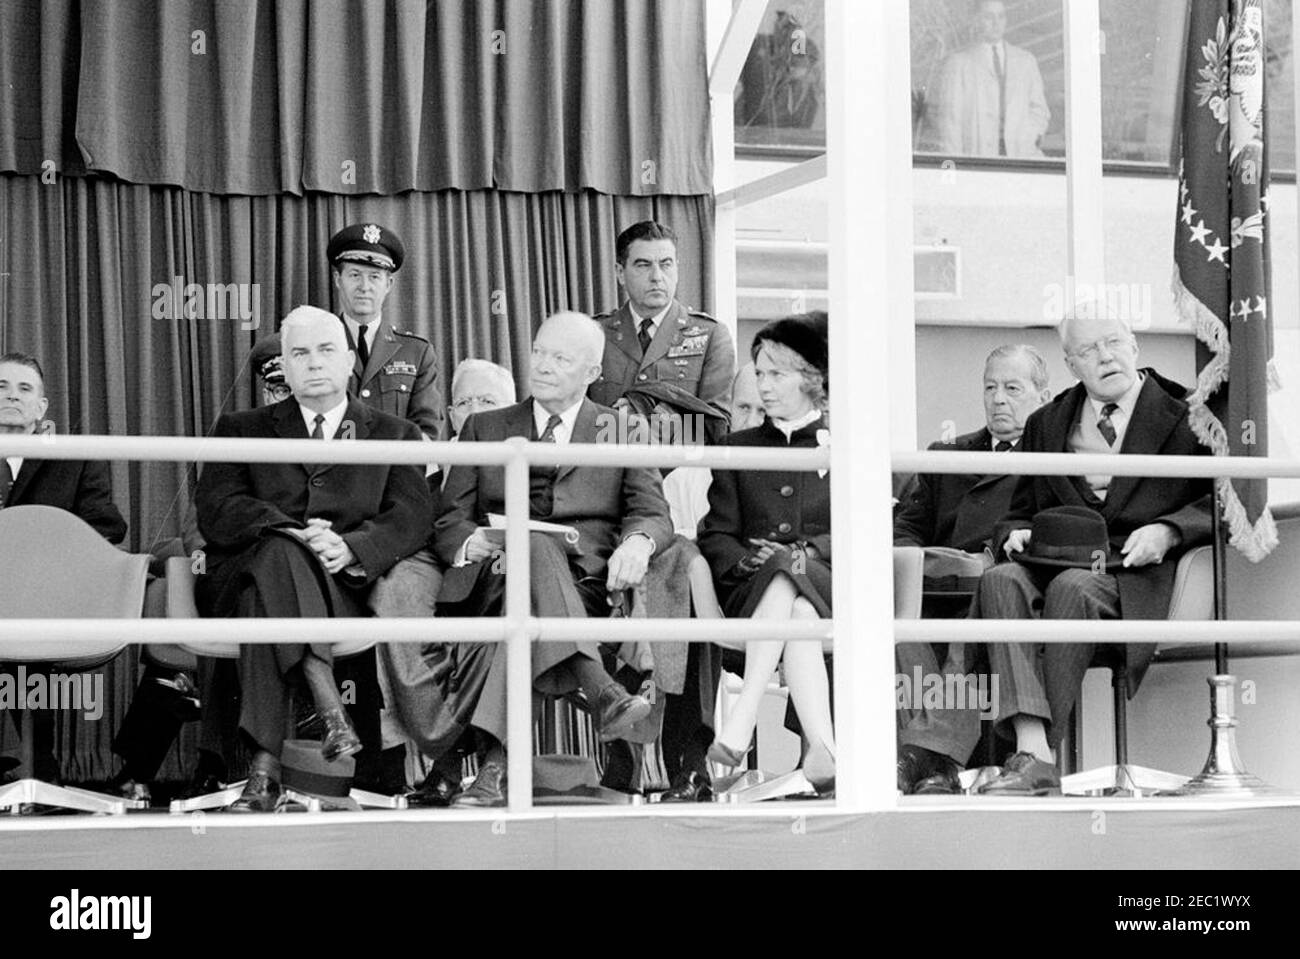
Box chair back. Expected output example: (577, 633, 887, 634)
(0, 505, 148, 663)
(893, 546, 924, 620)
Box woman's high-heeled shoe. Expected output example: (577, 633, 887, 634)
(706, 738, 753, 769)
(802, 740, 836, 797)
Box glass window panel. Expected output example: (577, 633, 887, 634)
(734, 0, 827, 151)
(1098, 0, 1186, 164)
(911, 0, 1065, 159)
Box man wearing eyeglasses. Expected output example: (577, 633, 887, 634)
(968, 312, 1212, 796)
(447, 360, 517, 439)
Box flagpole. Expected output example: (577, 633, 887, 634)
(1167, 484, 1277, 796)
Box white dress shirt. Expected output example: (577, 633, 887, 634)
(532, 397, 584, 444)
(300, 398, 350, 440)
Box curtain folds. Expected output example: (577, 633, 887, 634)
(1, 0, 713, 196)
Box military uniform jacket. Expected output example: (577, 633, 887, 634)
(589, 300, 735, 445)
(343, 316, 445, 440)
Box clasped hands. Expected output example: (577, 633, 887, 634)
(736, 538, 817, 575)
(1003, 522, 1182, 568)
(287, 518, 361, 577)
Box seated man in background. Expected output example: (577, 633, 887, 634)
(371, 356, 516, 807)
(195, 306, 432, 812)
(894, 344, 1051, 794)
(430, 311, 672, 808)
(447, 358, 517, 440)
(971, 313, 1211, 796)
(0, 352, 128, 785)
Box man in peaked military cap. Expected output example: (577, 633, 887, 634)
(588, 221, 737, 804)
(326, 222, 444, 442)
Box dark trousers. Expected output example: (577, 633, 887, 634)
(973, 563, 1121, 750)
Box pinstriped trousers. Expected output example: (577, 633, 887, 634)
(973, 563, 1121, 749)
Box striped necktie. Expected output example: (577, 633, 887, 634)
(1097, 403, 1119, 447)
(311, 414, 326, 440)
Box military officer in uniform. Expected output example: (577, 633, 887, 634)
(589, 221, 736, 803)
(589, 221, 735, 446)
(325, 223, 445, 792)
(326, 222, 444, 442)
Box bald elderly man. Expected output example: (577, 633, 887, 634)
(428, 311, 673, 807)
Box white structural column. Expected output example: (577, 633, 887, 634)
(707, 0, 766, 342)
(826, 0, 908, 810)
(1063, 0, 1106, 302)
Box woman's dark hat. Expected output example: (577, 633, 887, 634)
(751, 311, 828, 386)
(1011, 505, 1122, 571)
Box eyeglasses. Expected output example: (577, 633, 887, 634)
(263, 383, 292, 401)
(452, 395, 503, 411)
(1069, 335, 1131, 362)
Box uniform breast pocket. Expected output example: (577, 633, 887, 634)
(380, 374, 416, 407)
(657, 355, 702, 382)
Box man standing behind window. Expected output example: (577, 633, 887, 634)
(929, 0, 1050, 158)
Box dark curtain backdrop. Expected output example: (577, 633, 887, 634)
(1, 0, 713, 196)
(0, 173, 713, 781)
(0, 0, 715, 783)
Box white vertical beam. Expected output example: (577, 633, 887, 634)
(827, 0, 908, 812)
(1063, 0, 1106, 298)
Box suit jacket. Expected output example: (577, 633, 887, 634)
(341, 316, 445, 441)
(433, 398, 673, 582)
(3, 457, 126, 544)
(930, 42, 1050, 158)
(697, 414, 831, 585)
(589, 300, 735, 445)
(893, 427, 1017, 554)
(195, 397, 433, 587)
(992, 370, 1213, 687)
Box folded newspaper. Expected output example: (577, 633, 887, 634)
(480, 513, 583, 555)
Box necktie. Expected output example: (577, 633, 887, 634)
(355, 325, 370, 370)
(993, 44, 1007, 156)
(0, 458, 13, 509)
(994, 440, 1013, 452)
(1097, 403, 1119, 447)
(531, 414, 564, 516)
(638, 318, 654, 355)
(311, 414, 326, 440)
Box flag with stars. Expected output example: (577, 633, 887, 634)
(1173, 0, 1277, 561)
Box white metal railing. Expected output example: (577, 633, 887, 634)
(0, 432, 830, 814)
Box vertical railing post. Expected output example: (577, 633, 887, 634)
(504, 438, 533, 813)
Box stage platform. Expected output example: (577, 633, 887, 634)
(3, 797, 1300, 869)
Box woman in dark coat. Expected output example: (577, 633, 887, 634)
(697, 313, 834, 793)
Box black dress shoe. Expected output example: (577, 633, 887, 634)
(320, 707, 362, 763)
(228, 771, 282, 813)
(407, 770, 464, 808)
(658, 771, 713, 803)
(897, 744, 962, 795)
(452, 761, 506, 808)
(977, 751, 1061, 796)
(913, 755, 962, 795)
(595, 684, 652, 743)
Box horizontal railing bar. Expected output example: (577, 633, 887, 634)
(0, 434, 827, 472)
(893, 449, 1300, 480)
(895, 619, 1300, 643)
(0, 617, 830, 644)
(1153, 640, 1300, 663)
